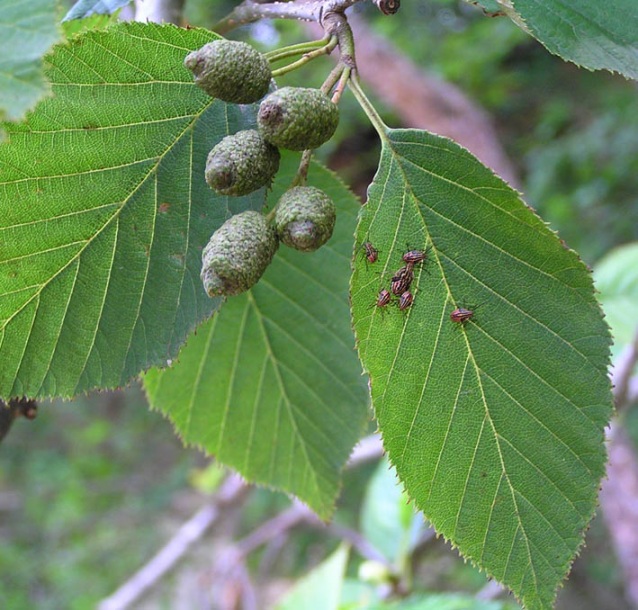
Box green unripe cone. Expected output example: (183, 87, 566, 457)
(275, 186, 336, 252)
(201, 211, 279, 297)
(184, 40, 271, 104)
(258, 87, 339, 151)
(205, 130, 280, 196)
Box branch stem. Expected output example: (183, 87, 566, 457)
(213, 1, 317, 34)
(212, 0, 361, 35)
(293, 150, 314, 186)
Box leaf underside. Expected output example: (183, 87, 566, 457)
(144, 157, 370, 518)
(351, 128, 612, 609)
(511, 0, 638, 79)
(0, 23, 266, 398)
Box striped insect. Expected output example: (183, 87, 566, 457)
(357, 240, 380, 268)
(375, 288, 392, 309)
(398, 291, 414, 311)
(402, 246, 430, 266)
(450, 300, 483, 326)
(362, 241, 379, 264)
(450, 307, 474, 323)
(390, 265, 414, 295)
(370, 288, 392, 319)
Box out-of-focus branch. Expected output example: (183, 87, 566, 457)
(97, 436, 383, 609)
(612, 331, 638, 413)
(344, 15, 519, 188)
(213, 0, 361, 35)
(97, 474, 250, 610)
(601, 423, 638, 609)
(348, 432, 383, 466)
(0, 398, 38, 443)
(134, 0, 185, 25)
(600, 331, 638, 608)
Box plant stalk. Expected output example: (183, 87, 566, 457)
(348, 72, 388, 140)
(271, 37, 338, 78)
(265, 37, 330, 63)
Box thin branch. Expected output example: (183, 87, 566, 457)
(476, 579, 507, 601)
(322, 15, 521, 186)
(230, 498, 392, 568)
(599, 326, 638, 607)
(214, 0, 318, 35)
(97, 436, 383, 609)
(212, 0, 363, 34)
(324, 521, 392, 567)
(96, 474, 249, 610)
(600, 424, 638, 608)
(611, 329, 638, 412)
(235, 562, 259, 610)
(235, 502, 309, 557)
(292, 149, 314, 187)
(347, 433, 384, 467)
(321, 63, 345, 96)
(0, 398, 38, 443)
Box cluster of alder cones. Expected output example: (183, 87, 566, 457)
(184, 39, 342, 298)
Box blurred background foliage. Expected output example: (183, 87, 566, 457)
(1, 0, 637, 607)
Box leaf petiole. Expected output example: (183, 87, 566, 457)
(266, 37, 330, 63)
(271, 36, 338, 78)
(348, 73, 388, 140)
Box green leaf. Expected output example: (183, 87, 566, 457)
(144, 156, 370, 517)
(351, 128, 612, 609)
(594, 242, 638, 359)
(277, 543, 349, 610)
(63, 0, 131, 21)
(0, 0, 62, 121)
(0, 23, 265, 399)
(361, 457, 422, 567)
(510, 0, 638, 79)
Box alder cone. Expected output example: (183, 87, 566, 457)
(205, 130, 280, 197)
(201, 211, 279, 297)
(275, 186, 336, 252)
(184, 40, 271, 104)
(258, 87, 339, 151)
